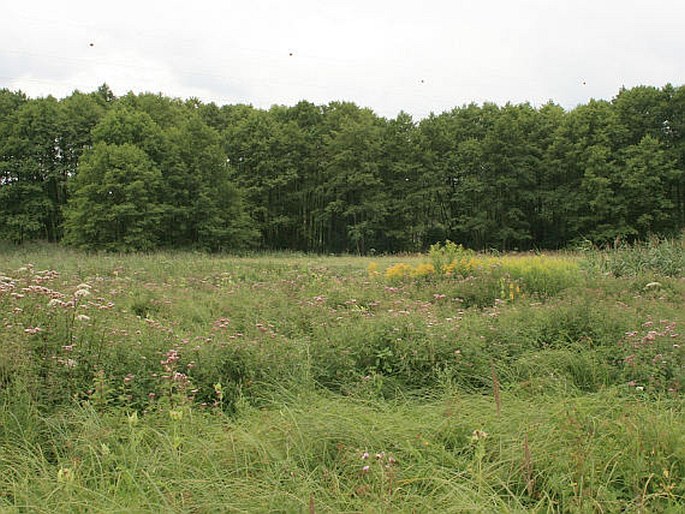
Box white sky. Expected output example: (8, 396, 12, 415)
(1, 0, 683, 119)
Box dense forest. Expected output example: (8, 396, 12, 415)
(1, 83, 684, 253)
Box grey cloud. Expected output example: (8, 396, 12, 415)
(1, 0, 683, 117)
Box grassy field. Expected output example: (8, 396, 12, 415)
(1, 242, 684, 513)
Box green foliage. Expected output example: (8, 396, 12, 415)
(63, 142, 164, 251)
(0, 181, 52, 243)
(3, 83, 685, 253)
(0, 96, 66, 242)
(428, 240, 475, 275)
(91, 105, 166, 161)
(161, 114, 257, 251)
(619, 135, 681, 237)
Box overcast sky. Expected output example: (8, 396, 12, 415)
(2, 0, 683, 119)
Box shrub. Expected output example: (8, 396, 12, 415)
(428, 241, 476, 276)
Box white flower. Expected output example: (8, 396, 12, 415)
(57, 467, 74, 483)
(471, 429, 489, 442)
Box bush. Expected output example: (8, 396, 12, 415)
(428, 241, 476, 276)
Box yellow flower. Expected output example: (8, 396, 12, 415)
(442, 261, 457, 276)
(411, 263, 435, 278)
(385, 263, 412, 281)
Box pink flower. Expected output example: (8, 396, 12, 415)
(643, 331, 658, 342)
(212, 318, 231, 330)
(160, 349, 180, 368)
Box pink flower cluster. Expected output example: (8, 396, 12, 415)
(160, 348, 190, 387)
(212, 317, 231, 330)
(360, 450, 397, 474)
(32, 270, 59, 284)
(22, 285, 65, 299)
(0, 276, 16, 294)
(623, 320, 679, 350)
(161, 349, 180, 369)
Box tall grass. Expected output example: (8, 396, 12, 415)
(582, 236, 685, 277)
(1, 244, 684, 511)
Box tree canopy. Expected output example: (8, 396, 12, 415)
(1, 83, 684, 252)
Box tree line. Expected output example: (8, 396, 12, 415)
(1, 83, 684, 253)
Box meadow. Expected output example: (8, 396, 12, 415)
(0, 241, 684, 513)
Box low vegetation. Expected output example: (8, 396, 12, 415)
(1, 241, 684, 512)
